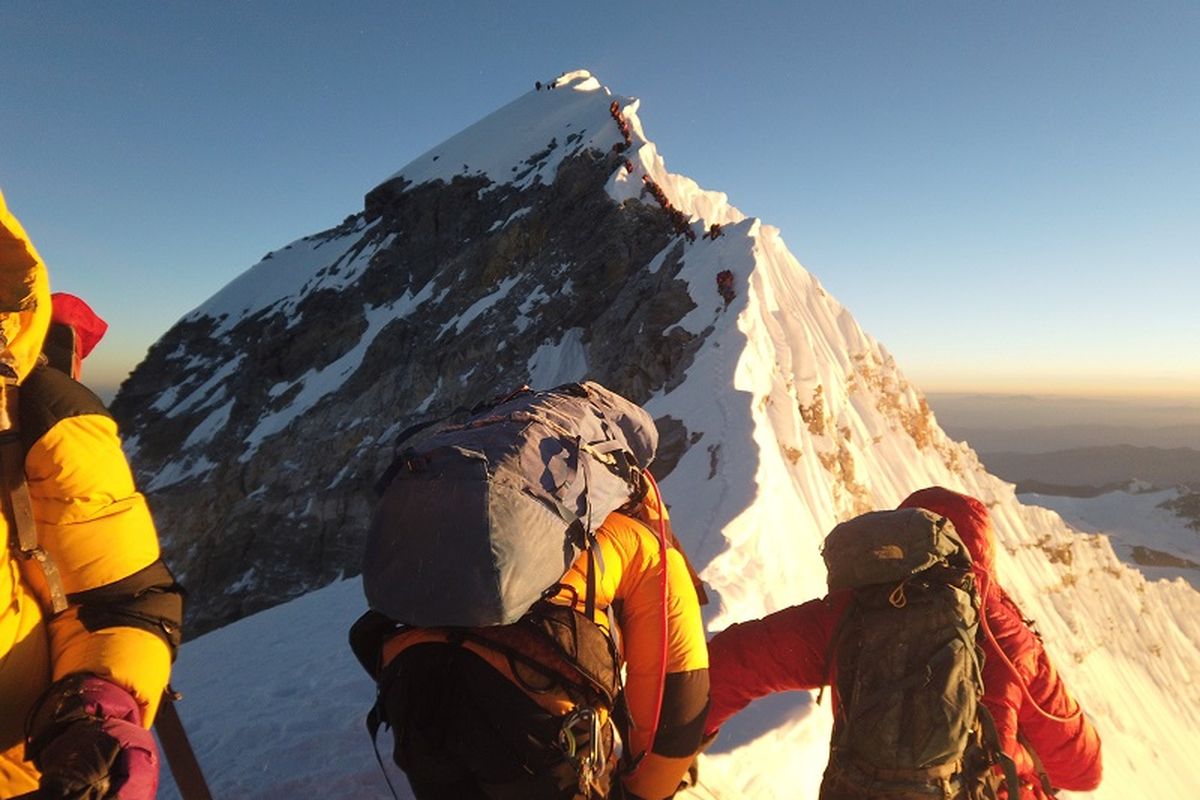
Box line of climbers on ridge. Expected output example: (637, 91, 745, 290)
(639, 175, 696, 242)
(608, 98, 698, 243)
(537, 80, 723, 251)
(610, 99, 732, 307)
(610, 100, 634, 153)
(1, 187, 1103, 800)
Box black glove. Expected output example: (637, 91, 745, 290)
(25, 674, 159, 799)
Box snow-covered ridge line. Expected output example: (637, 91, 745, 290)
(385, 69, 608, 190)
(182, 69, 750, 336)
(610, 111, 747, 231)
(384, 67, 747, 236)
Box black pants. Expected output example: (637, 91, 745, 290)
(382, 642, 607, 800)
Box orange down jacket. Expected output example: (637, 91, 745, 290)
(0, 190, 180, 796)
(704, 487, 1102, 799)
(381, 504, 710, 800)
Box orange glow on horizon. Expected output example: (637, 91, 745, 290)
(908, 369, 1200, 401)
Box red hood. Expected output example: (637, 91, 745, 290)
(898, 486, 996, 580)
(51, 292, 108, 358)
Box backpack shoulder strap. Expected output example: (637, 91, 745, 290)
(1017, 729, 1057, 797)
(2, 373, 68, 613)
(349, 610, 406, 679)
(6, 364, 142, 615)
(18, 362, 113, 449)
(977, 703, 1021, 799)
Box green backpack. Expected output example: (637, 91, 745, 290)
(819, 508, 1018, 800)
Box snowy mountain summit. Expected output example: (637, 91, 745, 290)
(114, 71, 1198, 799)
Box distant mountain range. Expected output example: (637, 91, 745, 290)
(980, 444, 1200, 494)
(942, 423, 1200, 453)
(926, 393, 1200, 453)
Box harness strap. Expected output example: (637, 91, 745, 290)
(366, 657, 404, 800)
(585, 542, 598, 624)
(1, 392, 68, 613)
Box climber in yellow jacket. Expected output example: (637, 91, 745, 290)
(0, 190, 182, 799)
(354, 482, 710, 800)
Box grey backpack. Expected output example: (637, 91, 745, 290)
(362, 381, 657, 627)
(819, 508, 1017, 800)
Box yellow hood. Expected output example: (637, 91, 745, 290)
(0, 189, 52, 382)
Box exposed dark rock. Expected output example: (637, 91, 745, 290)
(1130, 546, 1200, 569)
(652, 415, 701, 482)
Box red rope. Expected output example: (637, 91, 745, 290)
(978, 572, 1082, 724)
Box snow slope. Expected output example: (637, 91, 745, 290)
(1024, 487, 1200, 588)
(154, 71, 1199, 799)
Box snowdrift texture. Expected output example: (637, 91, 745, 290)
(120, 71, 1200, 799)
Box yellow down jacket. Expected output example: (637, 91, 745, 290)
(0, 190, 181, 796)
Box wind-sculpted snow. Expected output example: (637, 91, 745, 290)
(116, 70, 1199, 799)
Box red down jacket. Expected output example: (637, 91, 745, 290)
(704, 487, 1102, 799)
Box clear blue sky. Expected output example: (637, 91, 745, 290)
(2, 1, 1197, 400)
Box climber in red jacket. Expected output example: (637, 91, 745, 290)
(704, 486, 1102, 799)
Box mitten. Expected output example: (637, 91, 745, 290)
(26, 674, 158, 800)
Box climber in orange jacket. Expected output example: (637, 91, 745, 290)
(0, 190, 183, 799)
(353, 481, 710, 800)
(704, 487, 1101, 799)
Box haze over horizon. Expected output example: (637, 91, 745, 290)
(2, 2, 1196, 401)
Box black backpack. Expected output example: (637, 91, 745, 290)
(350, 596, 624, 800)
(819, 508, 1018, 800)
